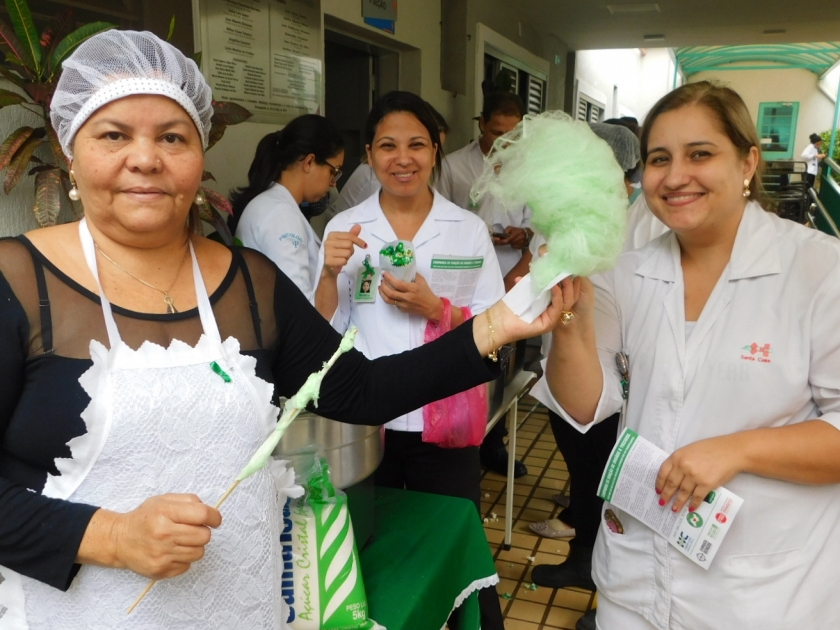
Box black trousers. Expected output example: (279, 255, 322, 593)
(547, 410, 620, 549)
(375, 430, 504, 630)
(805, 172, 816, 188)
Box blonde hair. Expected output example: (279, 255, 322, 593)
(640, 81, 764, 201)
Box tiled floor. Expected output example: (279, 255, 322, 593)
(480, 397, 596, 630)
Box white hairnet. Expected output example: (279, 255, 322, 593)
(588, 123, 640, 171)
(51, 30, 213, 159)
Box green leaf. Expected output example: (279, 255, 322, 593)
(202, 171, 216, 181)
(210, 101, 252, 126)
(28, 163, 57, 176)
(166, 15, 176, 42)
(199, 201, 234, 246)
(33, 168, 62, 227)
(41, 8, 75, 73)
(0, 125, 34, 172)
(4, 133, 41, 194)
(0, 65, 30, 91)
(203, 187, 233, 215)
(192, 51, 202, 68)
(5, 0, 42, 75)
(0, 16, 32, 70)
(49, 22, 116, 78)
(0, 88, 25, 107)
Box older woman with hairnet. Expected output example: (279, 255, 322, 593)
(0, 31, 564, 629)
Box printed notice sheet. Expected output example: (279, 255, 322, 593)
(598, 428, 744, 569)
(429, 256, 483, 305)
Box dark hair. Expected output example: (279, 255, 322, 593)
(229, 114, 344, 229)
(640, 81, 764, 201)
(365, 91, 444, 180)
(810, 133, 822, 145)
(481, 92, 525, 121)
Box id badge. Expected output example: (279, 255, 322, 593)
(354, 255, 378, 303)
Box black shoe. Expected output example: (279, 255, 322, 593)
(531, 546, 596, 591)
(480, 447, 528, 478)
(576, 609, 596, 630)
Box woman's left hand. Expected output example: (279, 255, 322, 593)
(656, 435, 745, 513)
(379, 272, 443, 321)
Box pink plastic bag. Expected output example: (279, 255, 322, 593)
(422, 298, 488, 448)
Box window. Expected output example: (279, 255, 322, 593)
(483, 53, 546, 115)
(757, 102, 799, 160)
(576, 96, 604, 123)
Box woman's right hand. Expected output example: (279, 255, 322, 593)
(321, 224, 367, 277)
(555, 275, 596, 327)
(78, 494, 222, 580)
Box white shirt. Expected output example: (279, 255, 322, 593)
(801, 143, 821, 175)
(438, 141, 532, 277)
(235, 183, 321, 301)
(316, 189, 505, 431)
(533, 202, 840, 628)
(330, 163, 380, 216)
(623, 193, 669, 252)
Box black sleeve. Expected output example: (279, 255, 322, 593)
(0, 271, 99, 591)
(270, 267, 500, 425)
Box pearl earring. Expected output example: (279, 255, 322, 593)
(742, 178, 751, 198)
(68, 169, 80, 201)
(194, 190, 206, 206)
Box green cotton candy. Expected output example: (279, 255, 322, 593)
(235, 327, 359, 482)
(470, 110, 628, 292)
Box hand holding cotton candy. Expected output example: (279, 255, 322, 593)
(470, 110, 628, 293)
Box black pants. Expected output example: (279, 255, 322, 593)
(375, 430, 504, 630)
(806, 172, 816, 188)
(548, 411, 620, 549)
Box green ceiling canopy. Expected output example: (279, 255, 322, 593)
(676, 42, 840, 77)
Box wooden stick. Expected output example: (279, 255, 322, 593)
(126, 478, 243, 614)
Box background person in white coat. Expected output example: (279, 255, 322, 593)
(539, 81, 840, 629)
(314, 91, 507, 630)
(800, 132, 826, 188)
(230, 115, 344, 300)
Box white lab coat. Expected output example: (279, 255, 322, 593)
(438, 141, 532, 277)
(235, 183, 321, 301)
(316, 189, 505, 432)
(533, 202, 840, 629)
(330, 163, 380, 216)
(801, 143, 821, 175)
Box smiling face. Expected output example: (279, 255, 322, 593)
(642, 104, 758, 240)
(71, 94, 204, 243)
(367, 111, 437, 199)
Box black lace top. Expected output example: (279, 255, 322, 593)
(0, 237, 496, 590)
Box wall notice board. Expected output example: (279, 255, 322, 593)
(198, 0, 323, 124)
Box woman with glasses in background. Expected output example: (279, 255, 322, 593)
(230, 115, 344, 300)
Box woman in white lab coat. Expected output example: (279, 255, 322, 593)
(538, 81, 840, 629)
(313, 91, 505, 630)
(230, 115, 344, 300)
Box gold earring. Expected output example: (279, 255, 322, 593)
(194, 190, 206, 206)
(742, 178, 751, 198)
(68, 169, 80, 201)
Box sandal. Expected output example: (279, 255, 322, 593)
(528, 518, 576, 539)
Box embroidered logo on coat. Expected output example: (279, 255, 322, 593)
(279, 232, 303, 249)
(740, 343, 772, 363)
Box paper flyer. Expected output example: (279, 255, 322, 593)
(598, 428, 744, 569)
(429, 255, 484, 305)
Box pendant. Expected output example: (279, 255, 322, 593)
(163, 294, 177, 314)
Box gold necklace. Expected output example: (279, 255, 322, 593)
(95, 242, 190, 314)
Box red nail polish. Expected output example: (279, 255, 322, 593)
(655, 488, 662, 495)
(672, 506, 678, 512)
(658, 499, 665, 507)
(688, 506, 695, 513)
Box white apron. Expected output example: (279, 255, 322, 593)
(1, 219, 294, 629)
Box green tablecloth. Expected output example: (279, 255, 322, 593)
(359, 487, 497, 630)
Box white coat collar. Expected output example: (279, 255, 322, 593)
(265, 182, 298, 206)
(350, 188, 467, 248)
(635, 201, 780, 282)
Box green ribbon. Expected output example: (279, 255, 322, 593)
(362, 256, 375, 279)
(379, 241, 414, 267)
(210, 361, 232, 383)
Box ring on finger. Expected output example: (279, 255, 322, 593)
(559, 310, 575, 325)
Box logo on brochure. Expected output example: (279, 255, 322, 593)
(686, 512, 704, 528)
(708, 524, 720, 539)
(704, 491, 716, 504)
(741, 342, 772, 363)
(721, 498, 733, 514)
(715, 513, 727, 524)
(696, 552, 707, 562)
(676, 532, 693, 549)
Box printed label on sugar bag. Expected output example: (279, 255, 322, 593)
(284, 496, 377, 629)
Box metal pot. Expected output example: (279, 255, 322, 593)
(272, 412, 383, 489)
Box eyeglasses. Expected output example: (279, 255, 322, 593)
(324, 161, 343, 183)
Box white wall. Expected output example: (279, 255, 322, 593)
(690, 68, 836, 157)
(573, 47, 676, 124)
